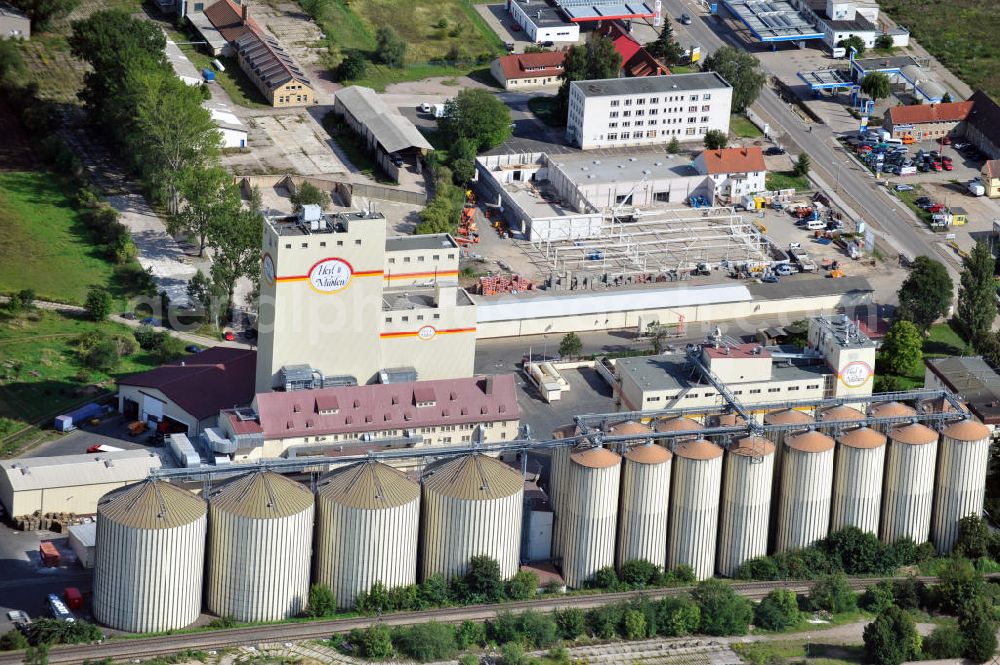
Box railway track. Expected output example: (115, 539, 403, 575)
(0, 576, 952, 665)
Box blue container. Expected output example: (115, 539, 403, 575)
(202, 69, 216, 82)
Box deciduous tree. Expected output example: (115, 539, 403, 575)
(703, 129, 728, 150)
(877, 320, 923, 377)
(305, 584, 337, 618)
(290, 181, 329, 211)
(702, 46, 765, 113)
(691, 579, 753, 636)
(861, 71, 891, 101)
(644, 22, 685, 64)
(9, 0, 80, 31)
(838, 35, 866, 58)
(808, 573, 857, 613)
(439, 89, 512, 152)
(557, 37, 622, 119)
(956, 240, 996, 345)
(85, 286, 111, 321)
(754, 588, 800, 630)
(207, 186, 263, 311)
(863, 606, 920, 665)
(171, 167, 238, 257)
(558, 331, 583, 358)
(896, 255, 953, 332)
(376, 26, 406, 67)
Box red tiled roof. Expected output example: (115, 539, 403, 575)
(121, 347, 257, 421)
(703, 342, 771, 359)
(254, 375, 519, 439)
(886, 101, 973, 126)
(204, 0, 261, 43)
(624, 50, 669, 77)
(222, 410, 264, 435)
(495, 51, 565, 81)
(699, 147, 767, 175)
(599, 21, 642, 66)
(984, 159, 1000, 178)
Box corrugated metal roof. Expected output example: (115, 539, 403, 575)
(208, 471, 313, 518)
(98, 480, 205, 529)
(423, 454, 522, 500)
(318, 461, 419, 509)
(335, 86, 433, 154)
(570, 446, 621, 469)
(475, 284, 752, 323)
(1, 450, 164, 492)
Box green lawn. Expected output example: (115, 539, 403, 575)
(924, 322, 970, 357)
(0, 171, 116, 305)
(170, 34, 269, 109)
(766, 171, 811, 191)
(0, 310, 163, 453)
(730, 114, 763, 138)
(321, 112, 396, 184)
(892, 185, 934, 225)
(668, 64, 697, 74)
(733, 640, 865, 665)
(881, 0, 1000, 99)
(346, 63, 479, 92)
(528, 96, 563, 127)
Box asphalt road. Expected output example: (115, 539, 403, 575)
(662, 4, 954, 277)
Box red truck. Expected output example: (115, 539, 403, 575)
(39, 542, 60, 567)
(63, 587, 83, 610)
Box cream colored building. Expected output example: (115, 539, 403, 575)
(0, 450, 165, 518)
(255, 208, 477, 391)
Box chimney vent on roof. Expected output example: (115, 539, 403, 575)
(242, 2, 251, 24)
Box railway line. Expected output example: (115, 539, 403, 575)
(0, 575, 954, 665)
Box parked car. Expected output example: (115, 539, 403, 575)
(775, 264, 796, 276)
(679, 13, 692, 24)
(419, 102, 433, 113)
(926, 203, 946, 213)
(761, 274, 779, 283)
(915, 196, 933, 206)
(222, 330, 235, 341)
(943, 161, 953, 171)
(541, 40, 554, 47)
(895, 184, 914, 192)
(185, 345, 201, 353)
(765, 146, 786, 155)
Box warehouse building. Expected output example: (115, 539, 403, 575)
(0, 450, 165, 518)
(234, 30, 315, 107)
(924, 356, 1000, 427)
(205, 102, 248, 148)
(565, 73, 733, 150)
(200, 375, 519, 461)
(332, 86, 433, 170)
(792, 0, 909, 50)
(491, 51, 566, 90)
(255, 209, 475, 391)
(117, 346, 257, 436)
(505, 0, 579, 44)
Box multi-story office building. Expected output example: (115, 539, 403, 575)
(566, 73, 733, 150)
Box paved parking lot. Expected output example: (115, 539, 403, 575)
(514, 366, 617, 439)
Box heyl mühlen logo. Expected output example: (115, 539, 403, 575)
(417, 326, 437, 340)
(839, 361, 873, 387)
(262, 253, 275, 285)
(309, 258, 353, 293)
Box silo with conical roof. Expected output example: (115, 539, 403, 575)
(548, 425, 581, 559)
(870, 401, 916, 434)
(775, 430, 835, 553)
(817, 405, 866, 435)
(716, 435, 775, 577)
(205, 471, 314, 622)
(93, 480, 207, 632)
(830, 426, 887, 535)
(932, 419, 991, 553)
(616, 443, 671, 571)
(667, 438, 723, 580)
(881, 423, 939, 544)
(654, 417, 702, 443)
(315, 461, 420, 608)
(421, 454, 524, 581)
(559, 447, 621, 588)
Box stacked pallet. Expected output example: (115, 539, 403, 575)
(479, 273, 535, 296)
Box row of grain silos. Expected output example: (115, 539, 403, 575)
(93, 454, 525, 633)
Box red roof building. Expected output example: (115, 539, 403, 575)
(696, 147, 767, 175)
(203, 0, 261, 44)
(885, 101, 973, 126)
(490, 51, 566, 90)
(597, 21, 670, 78)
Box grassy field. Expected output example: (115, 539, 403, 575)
(892, 185, 934, 225)
(0, 310, 161, 448)
(766, 171, 811, 191)
(733, 640, 864, 665)
(730, 114, 763, 138)
(528, 96, 563, 127)
(0, 171, 116, 305)
(882, 0, 1000, 99)
(348, 63, 482, 92)
(182, 49, 269, 110)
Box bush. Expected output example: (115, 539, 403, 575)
(459, 655, 480, 665)
(591, 566, 619, 589)
(464, 555, 505, 603)
(958, 596, 998, 662)
(824, 527, 893, 575)
(456, 620, 486, 649)
(655, 596, 700, 637)
(0, 629, 28, 650)
(809, 574, 857, 614)
(623, 609, 647, 640)
(305, 584, 337, 618)
(363, 624, 394, 659)
(375, 26, 406, 67)
(24, 619, 102, 646)
(85, 286, 112, 321)
(954, 515, 992, 559)
(620, 559, 661, 587)
(860, 582, 895, 614)
(890, 577, 924, 610)
(338, 50, 368, 81)
(501, 642, 526, 665)
(691, 579, 753, 636)
(419, 574, 450, 607)
(921, 624, 966, 659)
(554, 608, 587, 640)
(736, 556, 779, 580)
(587, 602, 627, 639)
(518, 610, 558, 648)
(84, 338, 121, 371)
(392, 622, 457, 662)
(506, 570, 538, 600)
(753, 589, 800, 631)
(863, 606, 920, 665)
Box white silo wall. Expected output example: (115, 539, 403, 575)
(881, 431, 939, 545)
(616, 446, 671, 570)
(93, 482, 206, 633)
(830, 430, 886, 535)
(775, 444, 834, 553)
(559, 448, 621, 588)
(716, 440, 775, 577)
(667, 446, 723, 580)
(315, 478, 420, 609)
(932, 423, 991, 554)
(205, 476, 314, 622)
(549, 444, 573, 559)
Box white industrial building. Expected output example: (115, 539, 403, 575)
(565, 73, 733, 150)
(205, 102, 248, 149)
(693, 147, 768, 200)
(505, 0, 579, 43)
(793, 0, 909, 49)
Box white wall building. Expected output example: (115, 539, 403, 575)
(794, 0, 909, 50)
(506, 0, 579, 43)
(693, 147, 768, 200)
(205, 102, 248, 149)
(566, 73, 733, 150)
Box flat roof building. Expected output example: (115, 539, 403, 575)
(924, 356, 1000, 426)
(566, 73, 732, 150)
(792, 0, 910, 50)
(505, 0, 580, 43)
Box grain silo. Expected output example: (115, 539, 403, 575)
(667, 438, 723, 580)
(817, 405, 866, 434)
(830, 426, 886, 535)
(549, 425, 582, 559)
(932, 419, 991, 554)
(93, 480, 206, 633)
(205, 471, 314, 622)
(775, 430, 834, 553)
(712, 413, 745, 427)
(870, 401, 916, 434)
(716, 435, 775, 577)
(559, 447, 621, 588)
(616, 443, 671, 571)
(608, 420, 653, 442)
(880, 423, 939, 544)
(763, 408, 814, 547)
(315, 461, 420, 609)
(654, 417, 702, 443)
(421, 454, 523, 581)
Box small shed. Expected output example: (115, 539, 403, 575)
(68, 522, 97, 568)
(950, 207, 968, 225)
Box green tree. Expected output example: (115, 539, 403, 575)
(84, 338, 121, 371)
(0, 629, 28, 650)
(838, 35, 866, 58)
(291, 181, 329, 211)
(809, 574, 857, 613)
(860, 582, 896, 614)
(0, 39, 26, 85)
(825, 527, 894, 575)
(375, 26, 406, 67)
(953, 514, 991, 559)
(877, 320, 923, 377)
(171, 166, 239, 256)
(644, 22, 685, 64)
(703, 130, 728, 150)
(937, 557, 986, 615)
(364, 623, 394, 659)
(592, 565, 619, 589)
(358, 581, 390, 614)
(863, 606, 920, 665)
(874, 33, 893, 50)
(506, 570, 539, 600)
(518, 610, 559, 648)
(702, 46, 766, 113)
(338, 50, 368, 81)
(554, 607, 587, 640)
(896, 255, 953, 332)
(958, 597, 998, 662)
(419, 574, 450, 607)
(558, 331, 583, 359)
(623, 610, 647, 640)
(207, 185, 263, 310)
(655, 596, 700, 636)
(860, 72, 891, 101)
(666, 136, 681, 155)
(754, 589, 800, 631)
(439, 89, 512, 153)
(393, 622, 458, 662)
(955, 240, 997, 345)
(464, 555, 505, 602)
(23, 644, 47, 665)
(793, 153, 811, 177)
(456, 620, 486, 649)
(620, 559, 661, 587)
(691, 579, 753, 636)
(501, 642, 527, 665)
(921, 624, 965, 659)
(85, 286, 111, 321)
(9, 0, 80, 31)
(557, 36, 622, 119)
(941, 91, 953, 103)
(587, 602, 627, 639)
(305, 584, 337, 618)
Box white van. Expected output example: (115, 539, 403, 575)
(884, 138, 904, 147)
(806, 220, 826, 231)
